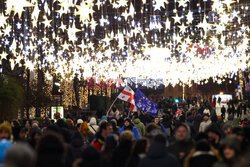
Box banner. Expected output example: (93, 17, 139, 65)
(51, 106, 64, 120)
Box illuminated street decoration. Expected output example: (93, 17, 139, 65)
(0, 0, 248, 88)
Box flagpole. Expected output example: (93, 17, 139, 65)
(128, 110, 131, 117)
(106, 96, 119, 116)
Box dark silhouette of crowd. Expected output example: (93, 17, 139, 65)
(0, 97, 249, 167)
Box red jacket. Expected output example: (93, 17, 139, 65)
(91, 138, 104, 151)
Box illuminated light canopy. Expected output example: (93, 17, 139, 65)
(0, 0, 248, 88)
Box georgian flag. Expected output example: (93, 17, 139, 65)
(118, 86, 137, 111)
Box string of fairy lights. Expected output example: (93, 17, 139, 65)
(0, 0, 249, 88)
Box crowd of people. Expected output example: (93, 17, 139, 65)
(0, 97, 250, 167)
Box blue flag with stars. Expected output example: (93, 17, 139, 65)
(134, 89, 158, 117)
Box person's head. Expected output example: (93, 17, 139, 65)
(79, 145, 101, 167)
(19, 128, 26, 140)
(147, 129, 167, 145)
(89, 117, 97, 125)
(223, 123, 232, 136)
(65, 118, 74, 128)
(203, 114, 209, 121)
(77, 119, 84, 128)
(104, 134, 119, 150)
(4, 143, 36, 167)
(56, 119, 67, 128)
(195, 140, 211, 152)
(206, 125, 221, 144)
(154, 117, 160, 124)
(25, 121, 31, 127)
(145, 123, 161, 136)
(124, 118, 131, 127)
(31, 127, 42, 143)
(43, 118, 51, 127)
(120, 130, 134, 143)
(31, 120, 39, 128)
(131, 138, 149, 156)
(79, 122, 90, 137)
(176, 124, 190, 141)
(106, 122, 113, 135)
(195, 132, 209, 142)
(223, 146, 236, 160)
(0, 122, 12, 140)
(232, 127, 245, 142)
(221, 136, 241, 160)
(11, 120, 20, 128)
(101, 115, 108, 121)
(228, 114, 234, 121)
(36, 132, 66, 167)
(46, 124, 61, 134)
(110, 119, 118, 131)
(99, 121, 108, 138)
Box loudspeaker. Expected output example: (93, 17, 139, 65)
(89, 95, 107, 112)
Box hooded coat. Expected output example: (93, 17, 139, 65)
(133, 118, 145, 137)
(88, 117, 99, 135)
(112, 140, 133, 167)
(68, 132, 85, 163)
(119, 118, 140, 140)
(199, 119, 212, 132)
(213, 136, 241, 167)
(138, 142, 180, 167)
(119, 126, 140, 140)
(168, 124, 194, 165)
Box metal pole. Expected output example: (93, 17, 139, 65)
(183, 85, 185, 101)
(106, 96, 119, 116)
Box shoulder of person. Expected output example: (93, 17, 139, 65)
(133, 126, 139, 131)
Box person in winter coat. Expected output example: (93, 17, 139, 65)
(88, 117, 99, 135)
(193, 114, 203, 134)
(125, 138, 148, 167)
(203, 107, 211, 116)
(91, 121, 109, 151)
(36, 132, 66, 167)
(221, 106, 226, 120)
(133, 118, 145, 137)
(184, 140, 221, 167)
(213, 136, 241, 167)
(112, 130, 134, 167)
(79, 122, 94, 145)
(0, 122, 13, 165)
(66, 118, 75, 130)
(231, 127, 245, 150)
(168, 123, 194, 165)
(154, 117, 167, 135)
(222, 123, 233, 137)
(110, 119, 119, 135)
(11, 120, 21, 142)
(119, 118, 140, 140)
(206, 125, 222, 149)
(56, 119, 72, 144)
(68, 131, 85, 164)
(199, 114, 212, 132)
(101, 134, 119, 167)
(138, 130, 180, 167)
(28, 127, 42, 149)
(73, 145, 101, 167)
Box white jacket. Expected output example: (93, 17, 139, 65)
(88, 117, 99, 134)
(199, 120, 212, 132)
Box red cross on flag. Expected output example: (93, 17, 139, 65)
(118, 86, 137, 111)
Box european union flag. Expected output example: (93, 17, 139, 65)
(134, 89, 158, 117)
